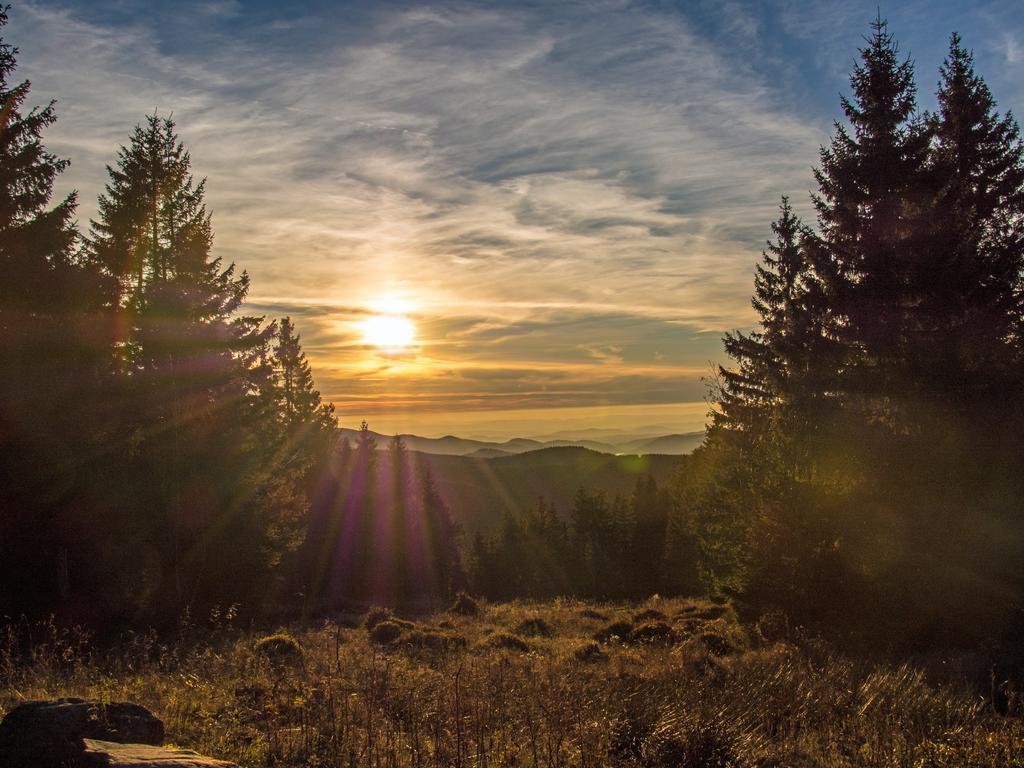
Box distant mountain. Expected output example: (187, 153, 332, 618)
(501, 438, 545, 452)
(337, 428, 505, 456)
(538, 438, 621, 453)
(465, 448, 513, 458)
(528, 424, 686, 443)
(338, 427, 704, 457)
(618, 432, 705, 455)
(368, 446, 685, 534)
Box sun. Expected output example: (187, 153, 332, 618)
(359, 314, 417, 353)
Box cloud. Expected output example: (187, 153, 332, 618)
(11, 0, 1020, 432)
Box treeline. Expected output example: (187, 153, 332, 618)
(688, 21, 1024, 651)
(469, 475, 701, 601)
(0, 10, 336, 625)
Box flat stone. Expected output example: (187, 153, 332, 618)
(83, 739, 239, 767)
(0, 697, 164, 745)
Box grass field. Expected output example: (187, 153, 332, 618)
(2, 597, 1021, 767)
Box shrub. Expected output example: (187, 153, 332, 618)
(698, 631, 738, 656)
(755, 611, 790, 644)
(573, 641, 607, 663)
(676, 602, 733, 622)
(450, 592, 479, 616)
(594, 620, 633, 643)
(628, 621, 676, 645)
(254, 633, 302, 663)
(364, 607, 394, 630)
(481, 632, 530, 653)
(364, 608, 414, 633)
(633, 608, 667, 623)
(641, 717, 743, 768)
(369, 620, 405, 646)
(514, 617, 554, 638)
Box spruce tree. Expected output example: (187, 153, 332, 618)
(930, 34, 1024, 401)
(417, 462, 463, 603)
(703, 19, 1024, 644)
(0, 7, 112, 616)
(809, 16, 932, 425)
(275, 316, 335, 428)
(627, 476, 670, 597)
(259, 318, 336, 594)
(715, 198, 827, 471)
(88, 114, 274, 615)
(570, 487, 610, 597)
(383, 433, 409, 604)
(333, 420, 377, 603)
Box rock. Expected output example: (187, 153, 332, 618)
(0, 698, 237, 767)
(83, 739, 239, 767)
(0, 697, 214, 768)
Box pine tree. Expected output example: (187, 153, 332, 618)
(258, 318, 336, 595)
(809, 16, 932, 425)
(382, 433, 409, 604)
(0, 7, 112, 617)
(627, 476, 670, 597)
(715, 198, 825, 468)
(702, 19, 1024, 644)
(90, 116, 196, 302)
(333, 420, 377, 603)
(701, 17, 935, 619)
(275, 316, 335, 429)
(929, 34, 1024, 401)
(570, 487, 609, 597)
(87, 114, 274, 615)
(416, 462, 463, 603)
(662, 502, 701, 597)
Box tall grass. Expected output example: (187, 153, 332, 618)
(1, 598, 1021, 767)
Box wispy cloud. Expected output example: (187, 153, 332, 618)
(11, 0, 1023, 433)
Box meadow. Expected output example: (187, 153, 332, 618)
(2, 597, 1021, 767)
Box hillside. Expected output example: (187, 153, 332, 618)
(373, 446, 684, 534)
(618, 431, 705, 455)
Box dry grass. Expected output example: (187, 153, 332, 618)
(1, 600, 1022, 767)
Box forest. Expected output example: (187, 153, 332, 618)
(2, 9, 1024, 655)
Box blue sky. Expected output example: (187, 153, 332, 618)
(11, 0, 1023, 437)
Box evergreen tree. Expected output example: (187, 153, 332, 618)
(275, 316, 335, 429)
(715, 199, 828, 470)
(662, 501, 702, 597)
(929, 34, 1024, 401)
(570, 487, 610, 597)
(329, 420, 377, 604)
(702, 18, 1024, 646)
(416, 462, 463, 603)
(0, 7, 113, 617)
(261, 318, 337, 599)
(87, 114, 275, 617)
(809, 16, 932, 430)
(381, 433, 409, 604)
(627, 476, 670, 597)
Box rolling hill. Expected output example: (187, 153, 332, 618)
(368, 446, 686, 535)
(617, 432, 705, 455)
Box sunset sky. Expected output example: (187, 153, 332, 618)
(15, 0, 1023, 438)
